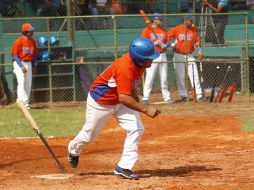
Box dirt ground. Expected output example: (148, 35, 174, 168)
(1, 102, 254, 190)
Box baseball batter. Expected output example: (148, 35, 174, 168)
(11, 23, 38, 109)
(167, 16, 205, 102)
(68, 37, 161, 180)
(141, 12, 174, 104)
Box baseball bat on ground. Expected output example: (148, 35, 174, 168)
(215, 66, 232, 102)
(16, 100, 65, 171)
(209, 66, 220, 102)
(192, 64, 197, 103)
(226, 66, 237, 102)
(227, 82, 236, 102)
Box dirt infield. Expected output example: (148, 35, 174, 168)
(1, 103, 254, 190)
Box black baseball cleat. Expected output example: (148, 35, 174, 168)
(177, 96, 188, 102)
(142, 100, 149, 105)
(68, 154, 79, 168)
(114, 166, 139, 180)
(165, 99, 176, 104)
(198, 96, 207, 101)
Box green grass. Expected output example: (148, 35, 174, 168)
(2, 105, 254, 138)
(0, 106, 85, 138)
(241, 114, 254, 132)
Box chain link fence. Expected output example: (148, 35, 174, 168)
(0, 12, 251, 106)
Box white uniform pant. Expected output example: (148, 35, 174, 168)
(69, 93, 144, 170)
(173, 53, 202, 99)
(142, 53, 171, 101)
(13, 61, 32, 106)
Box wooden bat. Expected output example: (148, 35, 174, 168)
(192, 64, 197, 103)
(140, 10, 151, 26)
(209, 66, 220, 102)
(139, 10, 168, 50)
(16, 100, 65, 171)
(227, 82, 236, 102)
(139, 9, 159, 40)
(215, 66, 231, 102)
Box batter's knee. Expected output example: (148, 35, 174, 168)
(78, 128, 99, 143)
(85, 134, 96, 143)
(132, 123, 144, 137)
(139, 126, 144, 136)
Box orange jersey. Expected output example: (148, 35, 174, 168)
(10, 36, 38, 61)
(167, 24, 200, 54)
(90, 54, 144, 105)
(141, 26, 167, 53)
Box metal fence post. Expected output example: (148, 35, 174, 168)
(245, 13, 250, 99)
(47, 18, 53, 104)
(113, 15, 118, 59)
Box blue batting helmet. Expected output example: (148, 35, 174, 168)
(50, 35, 59, 46)
(129, 37, 160, 67)
(37, 36, 48, 47)
(40, 50, 49, 62)
(152, 12, 163, 21)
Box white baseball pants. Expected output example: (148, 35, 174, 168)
(173, 53, 202, 99)
(13, 61, 32, 106)
(142, 52, 172, 101)
(69, 93, 144, 170)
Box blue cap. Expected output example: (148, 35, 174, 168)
(152, 12, 163, 21)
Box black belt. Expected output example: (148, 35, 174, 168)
(22, 60, 31, 62)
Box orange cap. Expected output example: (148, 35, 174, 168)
(21, 23, 35, 32)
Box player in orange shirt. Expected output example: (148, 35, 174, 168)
(68, 37, 161, 180)
(141, 12, 174, 104)
(167, 16, 205, 102)
(10, 23, 38, 109)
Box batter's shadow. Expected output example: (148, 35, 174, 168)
(137, 165, 222, 178)
(78, 165, 222, 179)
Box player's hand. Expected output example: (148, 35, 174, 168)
(144, 106, 161, 118)
(202, 0, 211, 7)
(154, 40, 166, 49)
(21, 66, 27, 73)
(202, 0, 208, 5)
(198, 50, 203, 59)
(160, 42, 167, 49)
(32, 68, 36, 75)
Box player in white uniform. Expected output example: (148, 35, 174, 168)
(141, 12, 174, 104)
(68, 38, 161, 180)
(167, 16, 206, 102)
(10, 23, 38, 109)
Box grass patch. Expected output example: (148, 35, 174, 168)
(241, 114, 254, 132)
(0, 106, 85, 138)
